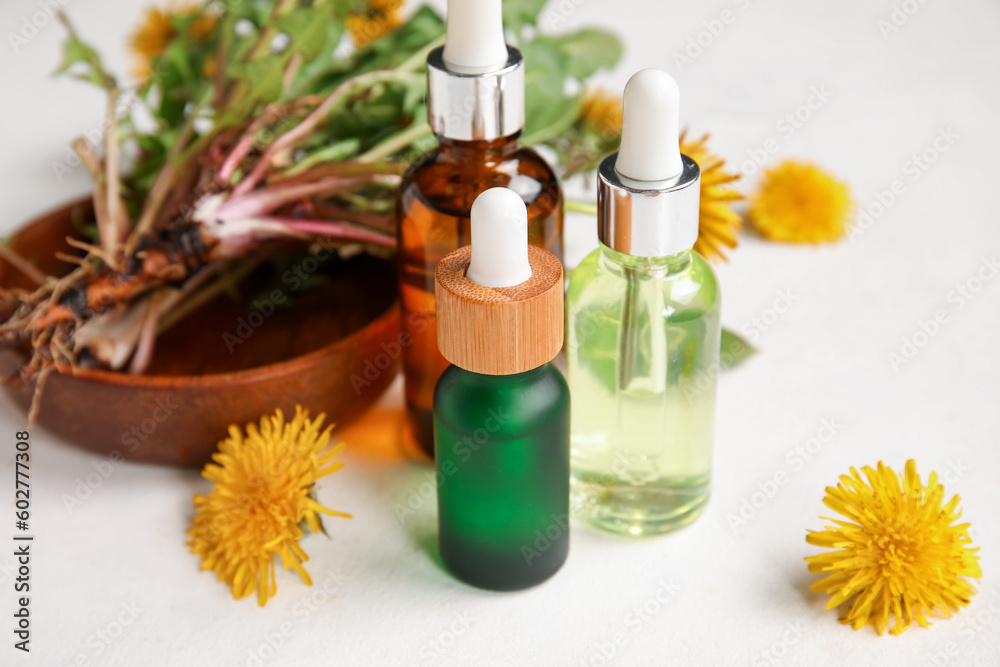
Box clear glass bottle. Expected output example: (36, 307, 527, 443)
(567, 69, 720, 536)
(396, 7, 563, 459)
(568, 246, 719, 535)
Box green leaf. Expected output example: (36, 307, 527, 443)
(55, 19, 115, 88)
(720, 328, 757, 369)
(521, 38, 569, 98)
(292, 5, 443, 98)
(523, 94, 579, 146)
(519, 38, 575, 144)
(228, 57, 287, 105)
(534, 29, 623, 80)
(275, 8, 340, 62)
(287, 138, 363, 175)
(503, 0, 549, 35)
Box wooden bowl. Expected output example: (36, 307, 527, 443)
(0, 199, 401, 466)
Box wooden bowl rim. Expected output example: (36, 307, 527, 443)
(10, 197, 399, 389)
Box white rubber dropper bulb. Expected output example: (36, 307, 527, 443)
(615, 68, 684, 182)
(466, 188, 532, 288)
(443, 0, 509, 74)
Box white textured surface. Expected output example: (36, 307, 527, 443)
(2, 0, 1000, 665)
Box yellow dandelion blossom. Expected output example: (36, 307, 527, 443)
(574, 88, 743, 261)
(187, 406, 351, 607)
(575, 90, 743, 262)
(806, 460, 981, 636)
(580, 86, 623, 137)
(749, 160, 852, 243)
(128, 2, 217, 80)
(346, 0, 403, 48)
(681, 130, 743, 262)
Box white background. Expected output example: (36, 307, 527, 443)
(2, 0, 999, 665)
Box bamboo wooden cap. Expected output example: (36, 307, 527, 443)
(435, 244, 563, 375)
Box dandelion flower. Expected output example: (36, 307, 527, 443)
(681, 131, 743, 262)
(187, 406, 351, 606)
(579, 86, 623, 137)
(575, 90, 743, 262)
(749, 160, 852, 243)
(128, 2, 216, 80)
(806, 460, 981, 636)
(346, 0, 403, 48)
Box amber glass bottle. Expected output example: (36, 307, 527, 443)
(395, 43, 563, 458)
(397, 136, 562, 457)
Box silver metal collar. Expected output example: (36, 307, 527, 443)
(426, 45, 525, 142)
(597, 153, 701, 257)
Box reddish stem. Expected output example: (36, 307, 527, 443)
(232, 70, 402, 198)
(265, 218, 396, 248)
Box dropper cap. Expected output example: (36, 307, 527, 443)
(442, 0, 508, 74)
(598, 69, 701, 257)
(426, 0, 525, 141)
(436, 188, 563, 376)
(466, 188, 533, 287)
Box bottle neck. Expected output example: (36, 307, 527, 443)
(426, 46, 526, 142)
(454, 362, 550, 383)
(598, 243, 692, 277)
(437, 133, 522, 161)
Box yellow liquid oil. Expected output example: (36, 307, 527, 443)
(566, 246, 720, 536)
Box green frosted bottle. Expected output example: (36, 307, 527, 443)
(434, 363, 569, 589)
(567, 69, 721, 536)
(433, 187, 568, 590)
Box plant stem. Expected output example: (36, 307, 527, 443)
(0, 243, 48, 286)
(128, 89, 216, 250)
(72, 138, 112, 246)
(397, 34, 445, 73)
(218, 103, 285, 183)
(233, 70, 421, 197)
(266, 218, 396, 247)
(357, 121, 431, 162)
(103, 88, 130, 257)
(128, 289, 167, 374)
(157, 261, 259, 335)
(565, 199, 598, 216)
